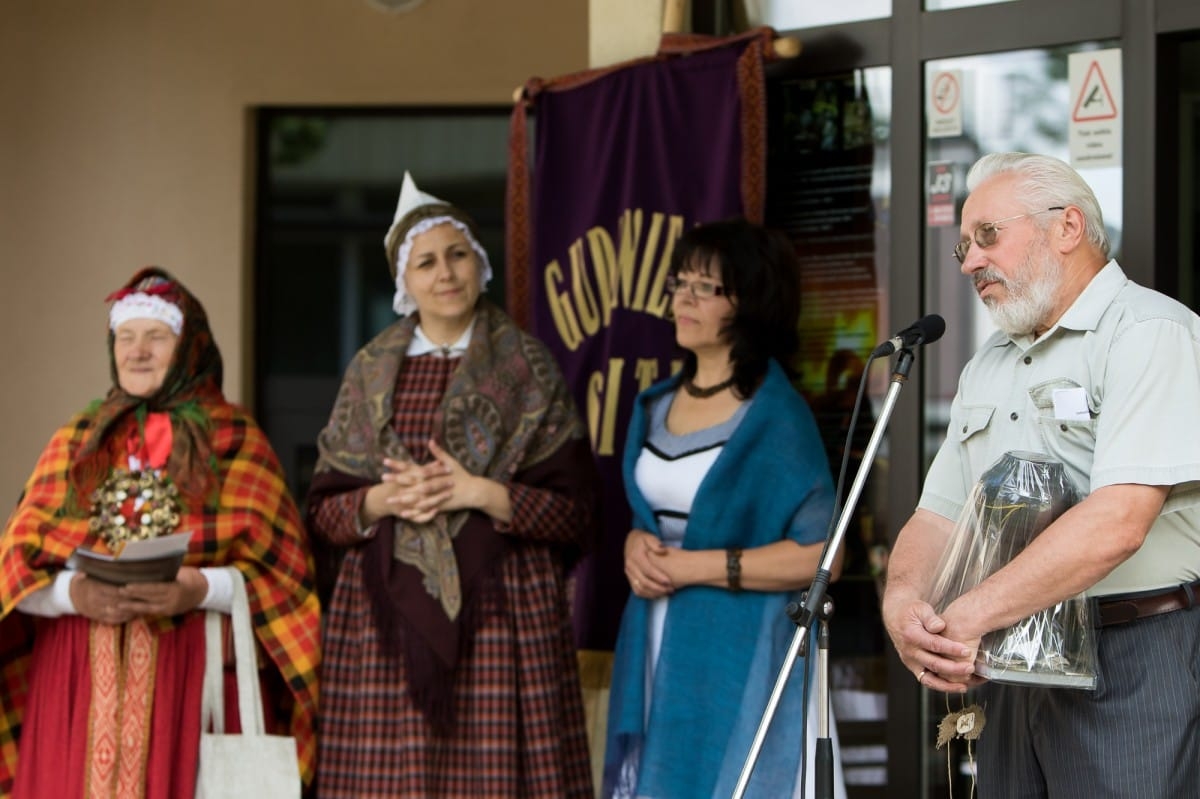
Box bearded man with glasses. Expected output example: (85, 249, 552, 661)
(883, 152, 1200, 798)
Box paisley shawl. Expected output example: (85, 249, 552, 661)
(315, 300, 579, 613)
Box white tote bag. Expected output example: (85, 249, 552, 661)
(196, 568, 301, 798)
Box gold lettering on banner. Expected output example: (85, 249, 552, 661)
(544, 259, 584, 351)
(648, 214, 681, 317)
(568, 238, 601, 337)
(542, 208, 685, 351)
(587, 357, 683, 453)
(586, 359, 625, 456)
(586, 227, 619, 327)
(633, 358, 683, 391)
(627, 211, 682, 317)
(633, 358, 661, 393)
(618, 209, 649, 310)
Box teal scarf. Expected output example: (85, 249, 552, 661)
(604, 360, 835, 798)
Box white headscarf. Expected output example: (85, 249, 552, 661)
(109, 292, 184, 334)
(383, 172, 493, 316)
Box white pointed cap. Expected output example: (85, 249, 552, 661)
(384, 171, 444, 248)
(382, 172, 493, 317)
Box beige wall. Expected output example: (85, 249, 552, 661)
(0, 0, 589, 497)
(590, 0, 665, 68)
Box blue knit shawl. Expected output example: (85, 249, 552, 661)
(603, 360, 835, 798)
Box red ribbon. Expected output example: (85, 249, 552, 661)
(105, 280, 174, 303)
(126, 412, 173, 469)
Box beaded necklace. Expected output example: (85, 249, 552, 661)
(682, 376, 735, 398)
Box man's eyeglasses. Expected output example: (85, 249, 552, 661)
(664, 275, 728, 300)
(953, 207, 1065, 264)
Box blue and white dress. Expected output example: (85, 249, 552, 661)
(605, 361, 847, 799)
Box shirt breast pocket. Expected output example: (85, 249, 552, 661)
(949, 404, 996, 477)
(1029, 378, 1097, 477)
(950, 404, 995, 444)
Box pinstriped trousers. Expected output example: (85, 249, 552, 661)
(975, 607, 1200, 798)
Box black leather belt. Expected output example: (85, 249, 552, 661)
(1095, 580, 1200, 627)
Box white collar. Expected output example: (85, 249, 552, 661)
(407, 318, 474, 358)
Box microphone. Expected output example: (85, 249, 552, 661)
(871, 314, 946, 356)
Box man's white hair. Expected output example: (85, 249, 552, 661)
(966, 152, 1110, 258)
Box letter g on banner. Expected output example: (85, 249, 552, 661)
(544, 259, 583, 351)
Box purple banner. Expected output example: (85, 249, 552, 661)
(526, 41, 759, 651)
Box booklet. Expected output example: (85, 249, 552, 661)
(70, 530, 193, 585)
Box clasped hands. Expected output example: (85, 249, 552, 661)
(624, 529, 684, 600)
(364, 439, 483, 526)
(70, 566, 209, 625)
(886, 597, 984, 693)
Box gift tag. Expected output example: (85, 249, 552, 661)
(936, 703, 986, 749)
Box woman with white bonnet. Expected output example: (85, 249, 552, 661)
(308, 173, 597, 797)
(0, 267, 320, 797)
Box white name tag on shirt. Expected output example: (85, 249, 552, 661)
(1052, 387, 1091, 420)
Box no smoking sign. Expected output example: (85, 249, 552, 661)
(928, 69, 963, 138)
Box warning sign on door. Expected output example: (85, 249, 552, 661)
(1068, 49, 1122, 167)
(928, 69, 963, 139)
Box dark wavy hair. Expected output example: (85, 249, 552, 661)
(669, 217, 801, 399)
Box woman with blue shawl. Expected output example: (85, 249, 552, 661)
(603, 218, 847, 799)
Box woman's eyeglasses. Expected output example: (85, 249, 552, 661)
(953, 206, 1065, 264)
(664, 275, 727, 300)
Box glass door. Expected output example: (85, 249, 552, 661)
(765, 65, 895, 799)
(1163, 34, 1200, 311)
(920, 40, 1123, 795)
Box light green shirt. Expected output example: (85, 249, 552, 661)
(921, 261, 1200, 594)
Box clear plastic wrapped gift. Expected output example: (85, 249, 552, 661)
(927, 451, 1097, 689)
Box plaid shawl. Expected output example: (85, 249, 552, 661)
(0, 267, 320, 793)
(71, 266, 226, 511)
(0, 406, 321, 792)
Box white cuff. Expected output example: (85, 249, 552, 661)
(198, 566, 236, 614)
(16, 570, 78, 617)
(356, 500, 377, 538)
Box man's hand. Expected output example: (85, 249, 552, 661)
(883, 594, 978, 693)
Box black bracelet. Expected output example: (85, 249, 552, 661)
(726, 547, 743, 592)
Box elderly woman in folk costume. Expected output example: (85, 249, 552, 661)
(308, 173, 597, 798)
(0, 268, 320, 798)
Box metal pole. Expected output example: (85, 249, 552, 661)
(731, 349, 916, 798)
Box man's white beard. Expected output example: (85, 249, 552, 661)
(977, 247, 1060, 336)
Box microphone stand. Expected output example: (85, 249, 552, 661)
(732, 347, 918, 799)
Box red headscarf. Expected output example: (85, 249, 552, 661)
(70, 266, 224, 510)
(0, 267, 321, 789)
